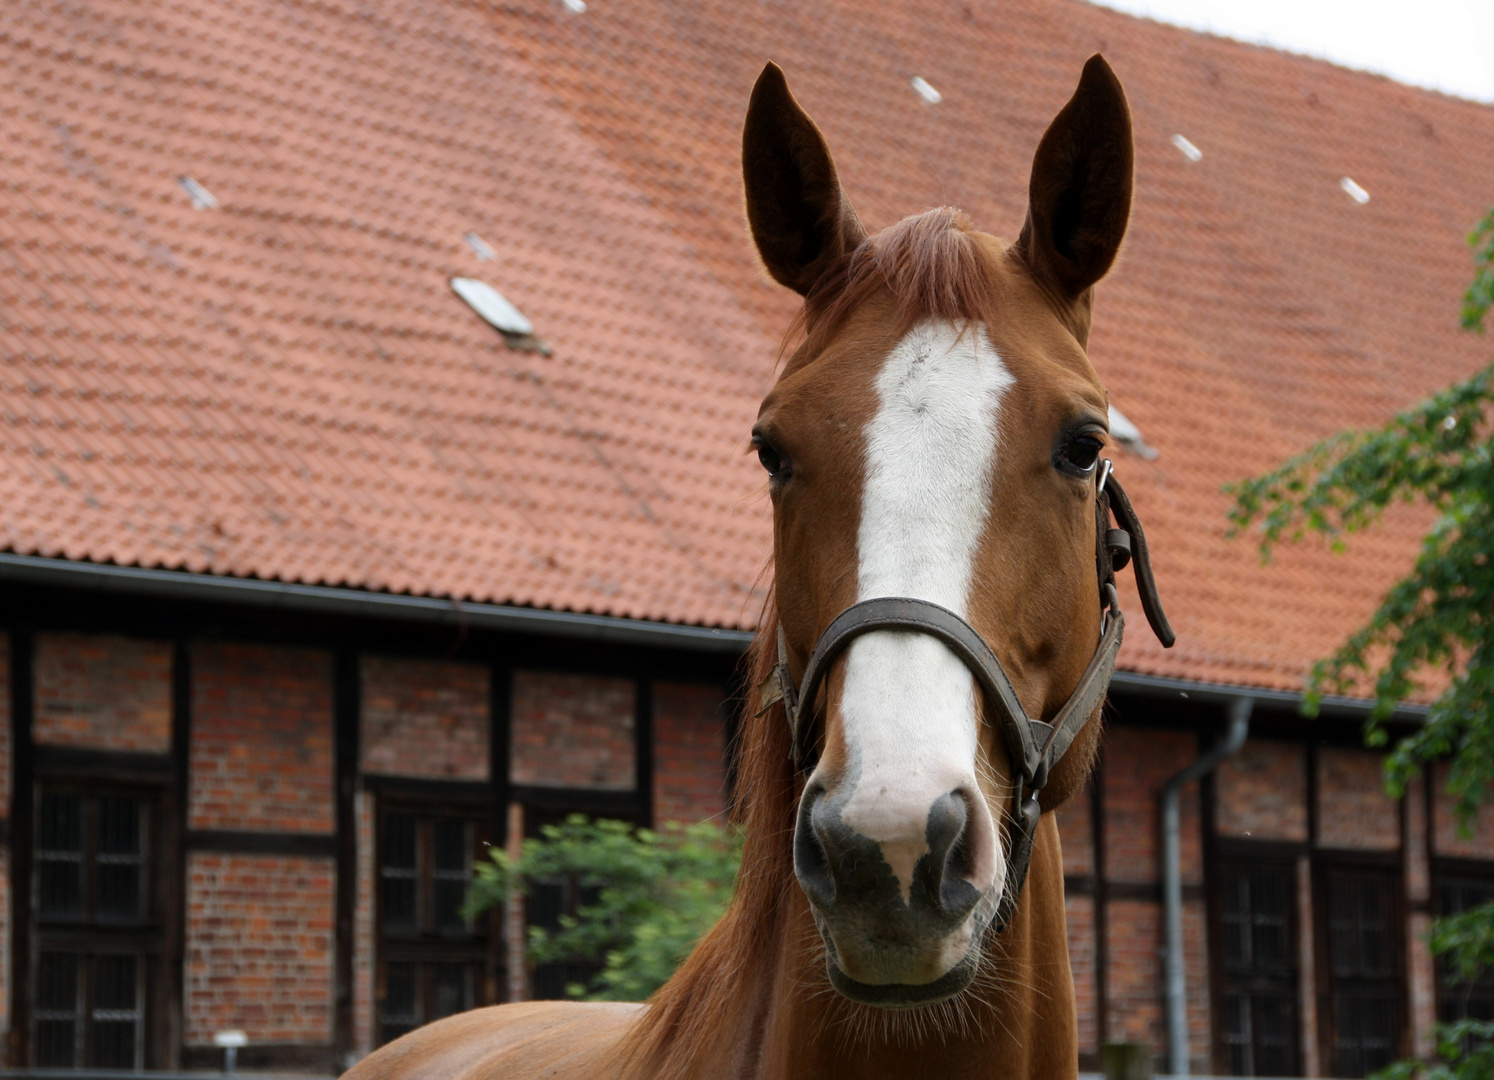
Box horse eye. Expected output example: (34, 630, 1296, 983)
(1059, 435, 1103, 475)
(757, 441, 788, 478)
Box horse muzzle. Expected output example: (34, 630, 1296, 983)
(793, 779, 1003, 1007)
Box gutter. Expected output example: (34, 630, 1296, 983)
(1111, 668, 1428, 722)
(0, 554, 755, 655)
(1161, 696, 1253, 1078)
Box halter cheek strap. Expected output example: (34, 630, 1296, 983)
(756, 463, 1173, 932)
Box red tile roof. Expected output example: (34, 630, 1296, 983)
(3, 0, 1491, 692)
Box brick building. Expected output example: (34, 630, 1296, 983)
(2, 0, 1493, 1076)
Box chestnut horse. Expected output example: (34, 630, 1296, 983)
(347, 54, 1172, 1080)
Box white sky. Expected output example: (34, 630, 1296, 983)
(1089, 0, 1494, 103)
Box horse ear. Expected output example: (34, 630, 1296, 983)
(1016, 55, 1134, 302)
(742, 62, 867, 295)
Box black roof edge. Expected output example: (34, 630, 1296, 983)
(0, 554, 1431, 720)
(0, 554, 756, 655)
(1110, 669, 1429, 723)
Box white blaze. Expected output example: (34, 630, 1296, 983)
(835, 319, 1013, 903)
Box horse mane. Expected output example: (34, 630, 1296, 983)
(620, 589, 799, 1077)
(622, 207, 999, 1076)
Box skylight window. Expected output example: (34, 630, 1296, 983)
(451, 277, 534, 336)
(1108, 404, 1159, 460)
(178, 176, 218, 210)
(464, 232, 496, 261)
(910, 76, 942, 105)
(1340, 177, 1370, 204)
(1170, 134, 1202, 162)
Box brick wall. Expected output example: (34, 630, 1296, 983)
(0, 847, 8, 1038)
(1106, 899, 1161, 1048)
(652, 682, 727, 825)
(1432, 762, 1494, 858)
(361, 657, 489, 780)
(0, 633, 10, 820)
(1058, 784, 1096, 1055)
(511, 671, 634, 789)
(1097, 727, 1210, 1068)
(1056, 781, 1093, 877)
(1318, 746, 1399, 849)
(1405, 773, 1436, 1057)
(33, 632, 171, 752)
(0, 635, 7, 1036)
(1216, 739, 1308, 840)
(1067, 893, 1097, 1054)
(1295, 857, 1320, 1077)
(185, 853, 333, 1045)
(189, 643, 333, 833)
(352, 792, 375, 1058)
(1104, 897, 1211, 1071)
(1102, 727, 1203, 884)
(1179, 900, 1210, 1072)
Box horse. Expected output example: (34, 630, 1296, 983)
(346, 53, 1173, 1080)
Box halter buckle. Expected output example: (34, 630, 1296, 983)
(1096, 457, 1114, 494)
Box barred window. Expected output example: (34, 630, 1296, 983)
(38, 793, 148, 923)
(1326, 867, 1403, 1077)
(377, 810, 488, 1045)
(33, 788, 156, 1068)
(1437, 874, 1494, 1025)
(1218, 861, 1300, 1077)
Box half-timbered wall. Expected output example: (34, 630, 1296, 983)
(6, 613, 1492, 1077)
(0, 610, 735, 1072)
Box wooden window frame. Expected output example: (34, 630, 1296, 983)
(1213, 855, 1303, 1077)
(30, 779, 169, 1070)
(1430, 857, 1494, 1026)
(1208, 837, 1311, 1076)
(1313, 850, 1408, 1078)
(371, 785, 493, 1047)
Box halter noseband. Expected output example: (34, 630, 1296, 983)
(758, 461, 1174, 932)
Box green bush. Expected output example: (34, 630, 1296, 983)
(463, 815, 742, 1001)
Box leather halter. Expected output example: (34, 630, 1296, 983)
(758, 461, 1175, 932)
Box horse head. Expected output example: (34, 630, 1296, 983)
(743, 55, 1141, 1009)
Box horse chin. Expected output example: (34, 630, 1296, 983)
(814, 909, 991, 1009)
(825, 951, 980, 1009)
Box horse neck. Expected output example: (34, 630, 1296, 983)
(718, 814, 1077, 1080)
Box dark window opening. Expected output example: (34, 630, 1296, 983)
(38, 793, 148, 923)
(1218, 861, 1300, 1077)
(376, 960, 472, 1045)
(376, 809, 488, 1046)
(33, 787, 157, 1069)
(527, 878, 603, 1001)
(1437, 874, 1494, 1025)
(34, 951, 145, 1069)
(1326, 867, 1403, 1077)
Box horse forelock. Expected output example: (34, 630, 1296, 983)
(793, 207, 999, 361)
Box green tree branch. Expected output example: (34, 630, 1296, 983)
(463, 815, 741, 1001)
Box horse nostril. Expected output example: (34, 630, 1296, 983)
(794, 787, 837, 908)
(926, 791, 983, 919)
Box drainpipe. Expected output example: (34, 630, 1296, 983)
(1162, 695, 1252, 1077)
